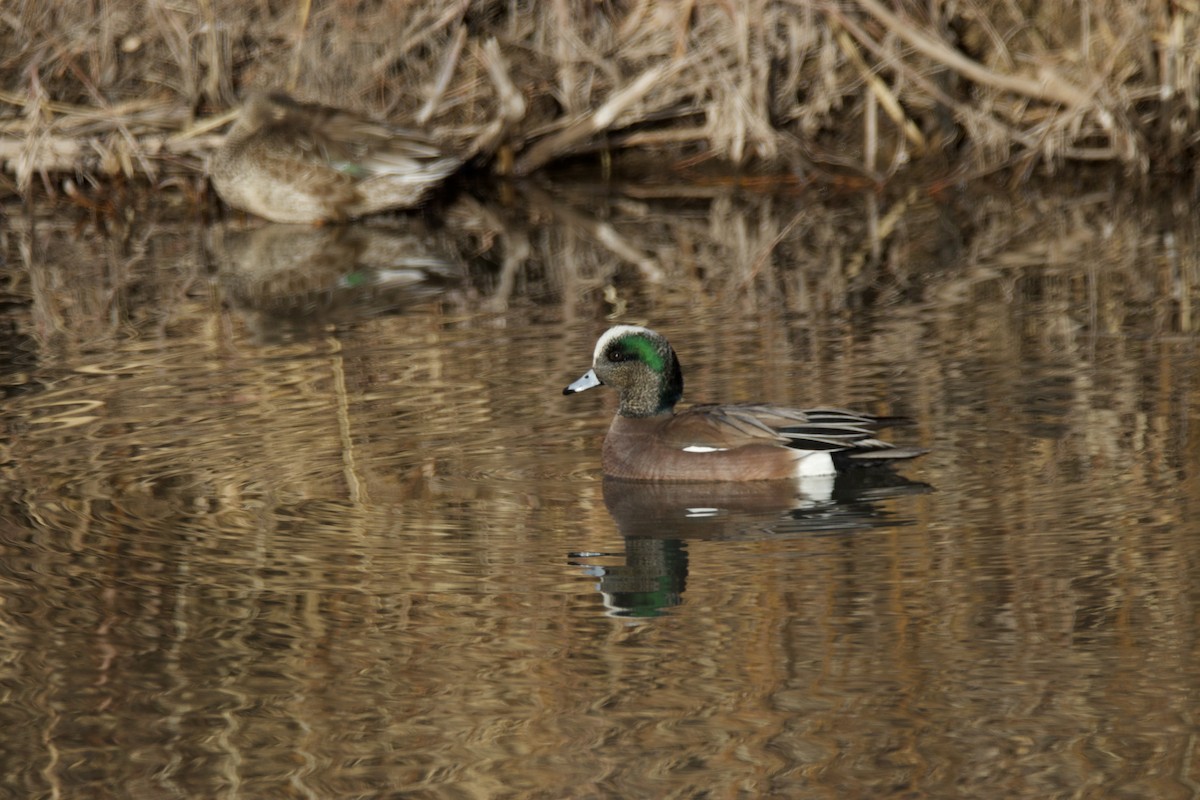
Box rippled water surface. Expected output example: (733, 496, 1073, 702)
(2, 179, 1199, 798)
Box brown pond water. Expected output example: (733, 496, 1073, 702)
(1, 177, 1199, 798)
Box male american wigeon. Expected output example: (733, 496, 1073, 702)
(564, 325, 926, 481)
(210, 91, 461, 224)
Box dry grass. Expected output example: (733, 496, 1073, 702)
(2, 0, 1200, 197)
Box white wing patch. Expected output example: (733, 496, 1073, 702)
(682, 445, 728, 453)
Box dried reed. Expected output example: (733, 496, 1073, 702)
(1, 1, 1198, 198)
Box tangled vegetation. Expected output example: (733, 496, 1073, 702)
(1, 0, 1198, 199)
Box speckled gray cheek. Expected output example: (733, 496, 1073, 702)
(599, 361, 666, 418)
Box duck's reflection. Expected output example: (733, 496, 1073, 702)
(575, 472, 931, 618)
(212, 221, 462, 343)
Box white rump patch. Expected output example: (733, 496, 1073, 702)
(794, 451, 836, 477)
(682, 445, 728, 453)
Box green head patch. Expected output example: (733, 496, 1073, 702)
(622, 334, 665, 372)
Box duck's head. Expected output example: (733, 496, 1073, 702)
(564, 325, 684, 418)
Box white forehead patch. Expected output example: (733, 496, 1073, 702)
(593, 324, 652, 363)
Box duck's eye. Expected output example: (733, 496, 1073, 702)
(607, 348, 628, 362)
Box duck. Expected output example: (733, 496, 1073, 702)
(210, 90, 462, 224)
(563, 325, 926, 481)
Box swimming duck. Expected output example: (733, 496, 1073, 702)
(564, 325, 926, 481)
(210, 91, 461, 224)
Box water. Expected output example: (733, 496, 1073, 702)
(1, 177, 1199, 798)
